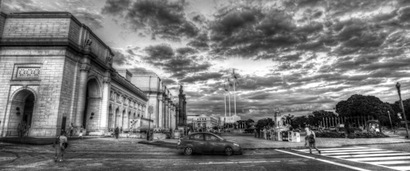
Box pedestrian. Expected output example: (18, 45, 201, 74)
(69, 123, 74, 137)
(304, 127, 321, 154)
(79, 126, 84, 139)
(114, 127, 119, 139)
(53, 131, 68, 162)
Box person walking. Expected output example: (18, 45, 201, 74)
(53, 131, 68, 162)
(79, 126, 84, 139)
(114, 127, 119, 139)
(305, 127, 321, 154)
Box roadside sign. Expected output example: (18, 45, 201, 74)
(148, 105, 153, 114)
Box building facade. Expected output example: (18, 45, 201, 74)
(0, 12, 148, 137)
(128, 72, 177, 130)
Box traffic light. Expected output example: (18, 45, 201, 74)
(398, 113, 403, 120)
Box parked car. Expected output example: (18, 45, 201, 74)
(177, 132, 242, 156)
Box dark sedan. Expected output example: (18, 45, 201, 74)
(177, 132, 242, 156)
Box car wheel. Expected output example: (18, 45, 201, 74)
(225, 147, 233, 156)
(184, 147, 193, 156)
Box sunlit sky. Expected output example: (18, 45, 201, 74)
(3, 0, 410, 119)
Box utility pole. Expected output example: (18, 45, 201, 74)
(396, 82, 409, 139)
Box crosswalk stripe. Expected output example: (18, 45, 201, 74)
(297, 149, 385, 153)
(322, 151, 399, 156)
(389, 166, 410, 170)
(348, 156, 410, 162)
(294, 146, 410, 171)
(367, 160, 410, 165)
(334, 153, 410, 158)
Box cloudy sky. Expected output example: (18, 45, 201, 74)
(3, 0, 410, 120)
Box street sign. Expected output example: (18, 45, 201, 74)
(148, 105, 153, 114)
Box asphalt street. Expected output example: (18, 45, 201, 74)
(0, 138, 408, 171)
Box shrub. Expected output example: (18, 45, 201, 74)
(316, 131, 388, 138)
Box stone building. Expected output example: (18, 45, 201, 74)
(128, 71, 177, 130)
(0, 12, 148, 138)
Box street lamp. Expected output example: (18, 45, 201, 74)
(396, 82, 409, 139)
(147, 105, 153, 141)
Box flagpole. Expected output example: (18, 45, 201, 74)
(233, 78, 236, 116)
(224, 92, 227, 118)
(228, 92, 231, 117)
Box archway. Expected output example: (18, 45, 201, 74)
(83, 78, 101, 131)
(8, 89, 35, 137)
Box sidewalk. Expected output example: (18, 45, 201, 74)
(140, 134, 410, 150)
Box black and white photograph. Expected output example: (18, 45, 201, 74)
(0, 0, 410, 170)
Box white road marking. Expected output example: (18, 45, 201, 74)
(275, 149, 371, 171)
(389, 166, 410, 171)
(197, 160, 280, 165)
(367, 160, 410, 165)
(295, 146, 410, 171)
(348, 156, 410, 162)
(335, 153, 410, 158)
(321, 151, 400, 156)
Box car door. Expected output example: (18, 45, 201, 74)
(204, 134, 224, 153)
(190, 134, 206, 153)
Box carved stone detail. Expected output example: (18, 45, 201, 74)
(80, 63, 91, 72)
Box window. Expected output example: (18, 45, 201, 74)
(190, 134, 203, 140)
(205, 134, 220, 141)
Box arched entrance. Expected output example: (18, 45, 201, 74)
(83, 78, 101, 131)
(8, 89, 35, 137)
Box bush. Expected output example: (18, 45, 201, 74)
(316, 131, 389, 138)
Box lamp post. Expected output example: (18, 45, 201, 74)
(147, 105, 153, 141)
(396, 82, 409, 139)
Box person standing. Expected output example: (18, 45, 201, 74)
(305, 127, 321, 154)
(69, 123, 74, 137)
(53, 131, 68, 162)
(114, 127, 119, 139)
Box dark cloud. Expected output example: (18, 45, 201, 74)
(161, 78, 177, 85)
(72, 9, 104, 29)
(112, 49, 129, 65)
(180, 72, 223, 83)
(143, 44, 211, 79)
(102, 0, 199, 41)
(101, 0, 131, 16)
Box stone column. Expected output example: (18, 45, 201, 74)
(158, 95, 163, 128)
(75, 59, 90, 128)
(100, 74, 110, 133)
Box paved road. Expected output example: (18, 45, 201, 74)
(0, 138, 407, 171)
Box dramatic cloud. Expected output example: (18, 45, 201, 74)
(102, 0, 199, 41)
(143, 44, 211, 78)
(14, 0, 410, 118)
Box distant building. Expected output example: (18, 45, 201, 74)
(220, 115, 242, 125)
(188, 114, 220, 129)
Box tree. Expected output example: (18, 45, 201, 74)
(307, 110, 337, 127)
(390, 99, 410, 126)
(255, 118, 274, 129)
(291, 116, 307, 129)
(335, 94, 394, 126)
